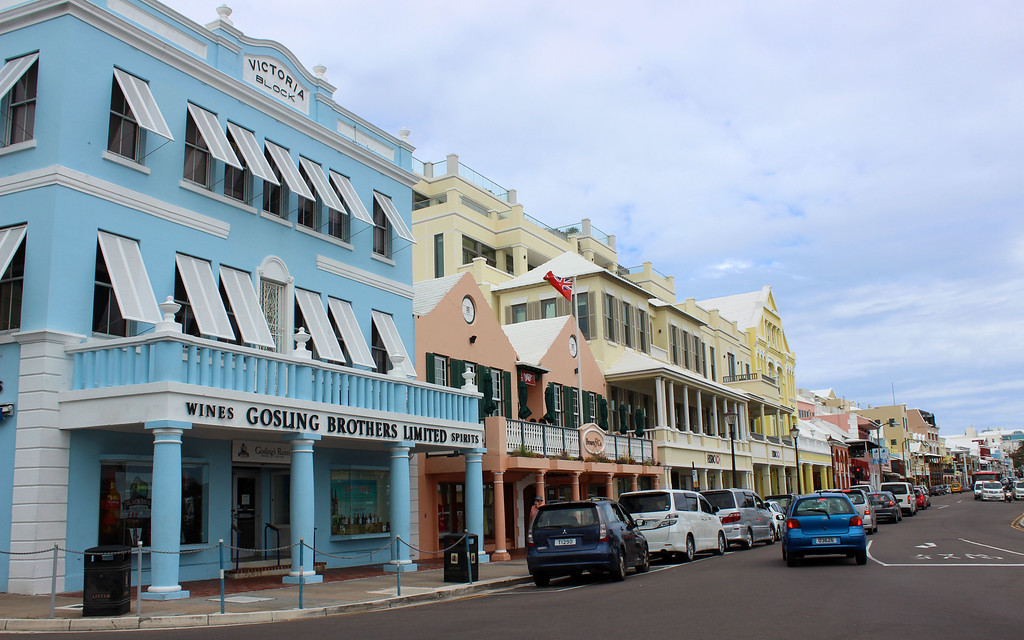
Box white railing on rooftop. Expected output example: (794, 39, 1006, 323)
(505, 419, 654, 463)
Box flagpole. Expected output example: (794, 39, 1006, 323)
(573, 280, 582, 428)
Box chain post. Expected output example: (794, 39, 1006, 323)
(136, 540, 143, 617)
(298, 538, 304, 610)
(49, 543, 57, 619)
(218, 539, 225, 615)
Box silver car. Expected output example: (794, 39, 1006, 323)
(700, 489, 774, 549)
(838, 489, 877, 535)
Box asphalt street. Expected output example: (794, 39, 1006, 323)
(18, 492, 1024, 639)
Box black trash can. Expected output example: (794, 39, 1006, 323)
(83, 545, 131, 617)
(442, 533, 479, 583)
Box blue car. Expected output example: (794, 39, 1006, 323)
(782, 493, 868, 567)
(527, 499, 649, 586)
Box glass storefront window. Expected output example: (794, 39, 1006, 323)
(330, 469, 391, 536)
(98, 461, 207, 547)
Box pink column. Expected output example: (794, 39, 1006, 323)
(631, 474, 639, 492)
(605, 473, 614, 499)
(571, 472, 581, 501)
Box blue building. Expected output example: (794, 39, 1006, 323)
(0, 0, 483, 596)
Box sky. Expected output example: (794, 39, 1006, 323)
(165, 1, 1024, 435)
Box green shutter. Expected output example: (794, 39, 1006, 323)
(502, 371, 512, 419)
(563, 385, 575, 427)
(425, 353, 436, 384)
(450, 359, 465, 388)
(582, 390, 592, 424)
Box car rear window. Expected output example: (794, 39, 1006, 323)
(842, 491, 865, 504)
(793, 496, 855, 516)
(881, 484, 908, 495)
(620, 493, 670, 514)
(868, 494, 884, 505)
(702, 491, 737, 510)
(534, 505, 599, 528)
(983, 482, 1002, 489)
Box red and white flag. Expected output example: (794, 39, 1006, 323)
(543, 271, 573, 301)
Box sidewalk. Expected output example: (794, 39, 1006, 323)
(0, 558, 533, 632)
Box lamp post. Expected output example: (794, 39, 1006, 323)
(725, 411, 738, 489)
(790, 424, 802, 494)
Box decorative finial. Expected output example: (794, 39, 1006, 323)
(313, 64, 327, 79)
(156, 296, 182, 333)
(216, 5, 233, 25)
(293, 327, 311, 359)
(398, 127, 410, 141)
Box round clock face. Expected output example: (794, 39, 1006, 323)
(569, 335, 578, 357)
(461, 296, 476, 324)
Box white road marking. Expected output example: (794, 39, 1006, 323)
(959, 538, 1024, 557)
(937, 505, 949, 509)
(916, 542, 936, 548)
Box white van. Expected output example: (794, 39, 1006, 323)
(619, 490, 727, 562)
(879, 482, 916, 516)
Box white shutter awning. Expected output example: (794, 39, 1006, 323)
(327, 298, 375, 369)
(219, 266, 275, 349)
(0, 53, 37, 101)
(175, 254, 235, 340)
(0, 224, 27, 277)
(371, 310, 416, 377)
(294, 288, 346, 364)
(96, 231, 161, 325)
(328, 171, 373, 224)
(298, 158, 344, 211)
(265, 140, 314, 199)
(372, 192, 415, 243)
(226, 123, 279, 184)
(112, 68, 173, 141)
(186, 104, 241, 168)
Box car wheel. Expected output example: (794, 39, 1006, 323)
(766, 526, 776, 545)
(635, 546, 650, 573)
(855, 550, 868, 565)
(786, 552, 800, 567)
(742, 528, 754, 549)
(532, 572, 550, 587)
(683, 535, 696, 562)
(714, 532, 727, 556)
(610, 550, 627, 581)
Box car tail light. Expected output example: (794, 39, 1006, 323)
(720, 512, 741, 524)
(850, 516, 862, 527)
(598, 522, 608, 541)
(786, 518, 800, 529)
(527, 530, 534, 546)
(865, 508, 871, 517)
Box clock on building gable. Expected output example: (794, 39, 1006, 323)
(461, 295, 476, 324)
(569, 334, 578, 358)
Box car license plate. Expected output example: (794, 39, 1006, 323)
(554, 538, 577, 547)
(814, 537, 838, 545)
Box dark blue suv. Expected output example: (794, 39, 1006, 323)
(527, 499, 649, 586)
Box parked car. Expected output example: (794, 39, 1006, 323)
(527, 499, 649, 586)
(782, 493, 868, 567)
(914, 486, 931, 508)
(619, 490, 727, 562)
(950, 481, 961, 493)
(836, 488, 877, 535)
(868, 491, 901, 523)
(701, 489, 775, 549)
(973, 481, 985, 500)
(979, 481, 1004, 502)
(880, 482, 917, 516)
(766, 500, 787, 540)
(765, 493, 798, 513)
(1013, 481, 1024, 501)
(913, 487, 927, 510)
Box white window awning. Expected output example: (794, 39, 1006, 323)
(186, 104, 241, 168)
(226, 123, 279, 184)
(0, 224, 26, 277)
(175, 254, 235, 340)
(0, 52, 37, 100)
(371, 310, 416, 377)
(298, 158, 344, 211)
(328, 171, 373, 225)
(219, 266, 275, 349)
(112, 68, 173, 141)
(327, 298, 375, 369)
(97, 231, 161, 325)
(294, 288, 346, 364)
(373, 192, 415, 243)
(265, 140, 314, 199)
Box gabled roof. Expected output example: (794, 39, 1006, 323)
(493, 252, 605, 292)
(412, 273, 465, 316)
(604, 349, 745, 399)
(697, 286, 772, 330)
(502, 316, 572, 367)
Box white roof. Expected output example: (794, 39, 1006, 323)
(493, 252, 605, 291)
(604, 349, 745, 399)
(503, 316, 571, 366)
(698, 286, 771, 330)
(413, 274, 466, 316)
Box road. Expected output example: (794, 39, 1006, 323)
(22, 492, 1024, 639)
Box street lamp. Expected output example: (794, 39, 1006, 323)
(790, 424, 802, 494)
(725, 411, 738, 489)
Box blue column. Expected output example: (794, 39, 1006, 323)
(143, 421, 191, 600)
(464, 448, 488, 563)
(386, 441, 416, 573)
(283, 433, 322, 584)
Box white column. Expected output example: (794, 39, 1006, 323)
(696, 390, 704, 434)
(682, 384, 691, 432)
(655, 376, 667, 427)
(667, 382, 676, 429)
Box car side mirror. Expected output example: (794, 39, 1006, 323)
(712, 506, 720, 514)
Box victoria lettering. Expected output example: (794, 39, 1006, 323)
(248, 58, 304, 104)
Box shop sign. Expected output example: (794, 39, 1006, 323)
(183, 399, 483, 448)
(232, 440, 290, 464)
(770, 450, 781, 459)
(520, 370, 536, 386)
(707, 454, 721, 465)
(243, 54, 310, 113)
(579, 424, 605, 456)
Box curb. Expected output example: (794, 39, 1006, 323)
(0, 575, 533, 632)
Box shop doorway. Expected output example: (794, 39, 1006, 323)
(232, 468, 260, 557)
(232, 467, 291, 558)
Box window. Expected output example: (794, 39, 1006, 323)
(622, 301, 633, 348)
(505, 253, 514, 275)
(433, 354, 449, 386)
(552, 383, 563, 427)
(682, 330, 690, 369)
(183, 112, 211, 187)
(3, 57, 37, 146)
(490, 368, 503, 414)
(297, 166, 319, 230)
(541, 298, 556, 319)
(638, 310, 649, 353)
(710, 347, 716, 381)
(510, 303, 526, 324)
(604, 293, 617, 342)
(371, 322, 389, 373)
(262, 147, 287, 216)
(576, 291, 591, 340)
(330, 469, 391, 536)
(173, 269, 200, 338)
(93, 247, 128, 336)
(586, 392, 597, 423)
(107, 77, 140, 160)
(260, 278, 286, 353)
(373, 197, 392, 258)
(462, 236, 496, 267)
(433, 234, 444, 277)
(223, 137, 249, 202)
(0, 238, 25, 331)
(327, 201, 350, 242)
(669, 326, 680, 365)
(99, 461, 207, 547)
